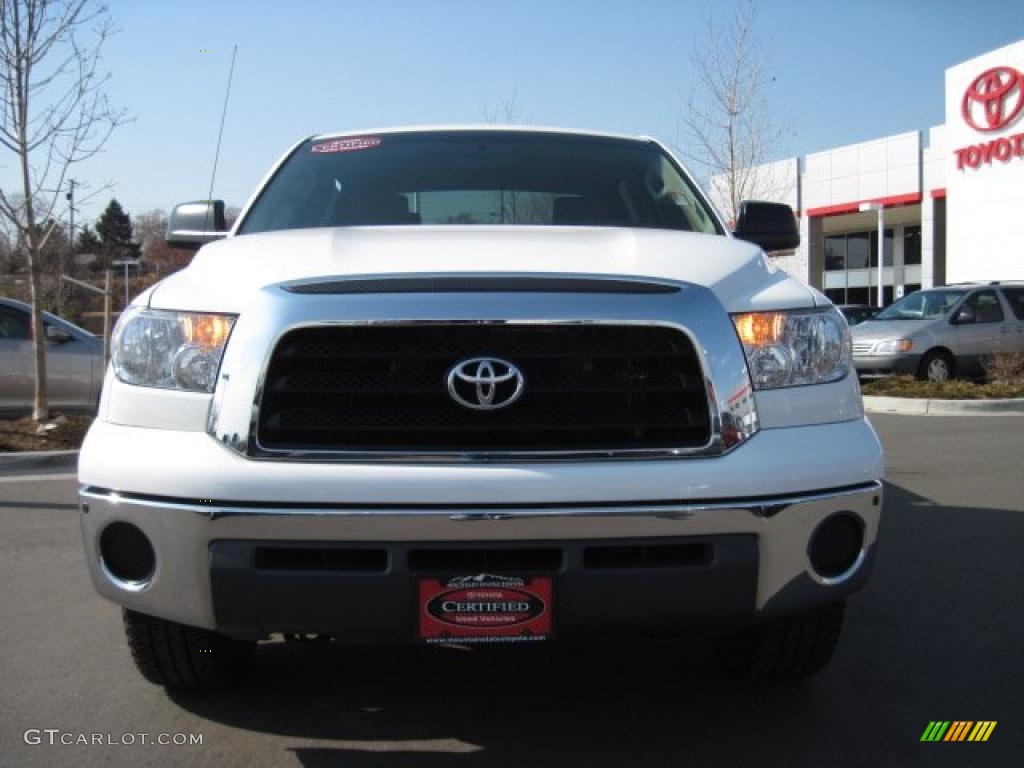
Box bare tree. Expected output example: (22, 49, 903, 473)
(682, 1, 783, 224)
(0, 0, 126, 420)
(481, 88, 533, 224)
(0, 226, 14, 271)
(135, 206, 238, 272)
(133, 208, 165, 256)
(134, 207, 185, 269)
(482, 86, 530, 125)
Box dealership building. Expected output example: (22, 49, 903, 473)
(712, 38, 1024, 306)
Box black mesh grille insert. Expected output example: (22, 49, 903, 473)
(583, 543, 711, 569)
(408, 548, 563, 573)
(254, 547, 388, 573)
(257, 324, 711, 453)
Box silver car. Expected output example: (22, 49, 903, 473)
(851, 283, 1024, 381)
(0, 297, 104, 413)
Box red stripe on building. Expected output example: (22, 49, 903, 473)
(806, 192, 923, 218)
(805, 202, 860, 217)
(930, 188, 947, 199)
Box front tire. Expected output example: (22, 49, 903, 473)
(918, 350, 953, 382)
(713, 601, 845, 682)
(122, 609, 256, 688)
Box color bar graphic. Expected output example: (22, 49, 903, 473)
(921, 721, 949, 741)
(921, 721, 996, 742)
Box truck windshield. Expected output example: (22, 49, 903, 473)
(875, 289, 966, 320)
(237, 131, 721, 235)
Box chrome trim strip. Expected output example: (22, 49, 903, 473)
(206, 275, 758, 463)
(80, 481, 881, 519)
(810, 547, 867, 587)
(98, 557, 152, 593)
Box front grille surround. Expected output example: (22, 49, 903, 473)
(255, 321, 713, 457)
(206, 277, 760, 462)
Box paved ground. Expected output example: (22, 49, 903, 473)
(1, 414, 1022, 768)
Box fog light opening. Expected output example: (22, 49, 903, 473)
(99, 522, 155, 588)
(809, 512, 865, 584)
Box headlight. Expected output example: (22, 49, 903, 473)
(732, 308, 850, 389)
(112, 308, 235, 392)
(872, 338, 914, 355)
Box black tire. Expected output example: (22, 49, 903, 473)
(122, 609, 255, 688)
(917, 349, 954, 382)
(713, 601, 845, 682)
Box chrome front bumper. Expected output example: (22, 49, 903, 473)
(79, 481, 882, 636)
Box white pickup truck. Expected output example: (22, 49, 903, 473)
(78, 127, 883, 688)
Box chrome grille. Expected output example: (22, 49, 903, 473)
(256, 324, 711, 453)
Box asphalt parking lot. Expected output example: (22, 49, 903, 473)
(1, 413, 1021, 768)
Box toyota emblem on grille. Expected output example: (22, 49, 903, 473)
(446, 357, 525, 411)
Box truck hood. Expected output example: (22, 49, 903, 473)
(149, 226, 816, 314)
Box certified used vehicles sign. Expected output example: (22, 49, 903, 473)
(418, 574, 552, 644)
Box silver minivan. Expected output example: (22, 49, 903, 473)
(851, 283, 1024, 381)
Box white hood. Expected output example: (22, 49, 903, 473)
(149, 226, 816, 314)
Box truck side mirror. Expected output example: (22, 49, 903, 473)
(166, 200, 228, 251)
(734, 201, 800, 252)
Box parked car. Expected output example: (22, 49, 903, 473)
(837, 304, 879, 326)
(0, 297, 103, 414)
(78, 127, 884, 688)
(851, 283, 1024, 381)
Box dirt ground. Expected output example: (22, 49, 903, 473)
(0, 412, 92, 451)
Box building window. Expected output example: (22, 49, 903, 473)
(846, 287, 870, 305)
(847, 232, 869, 269)
(825, 230, 893, 271)
(823, 228, 906, 306)
(825, 235, 845, 271)
(869, 228, 894, 267)
(903, 225, 921, 265)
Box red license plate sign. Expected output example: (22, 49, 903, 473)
(419, 574, 552, 644)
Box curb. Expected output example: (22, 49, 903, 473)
(864, 396, 1024, 415)
(0, 450, 79, 475)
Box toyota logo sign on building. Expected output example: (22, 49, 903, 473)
(961, 66, 1024, 132)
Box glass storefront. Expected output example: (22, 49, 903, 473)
(903, 225, 921, 265)
(823, 226, 921, 305)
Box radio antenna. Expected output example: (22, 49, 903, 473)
(205, 44, 238, 229)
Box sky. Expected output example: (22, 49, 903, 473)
(9, 0, 1024, 228)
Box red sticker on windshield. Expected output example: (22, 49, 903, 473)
(311, 136, 382, 154)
